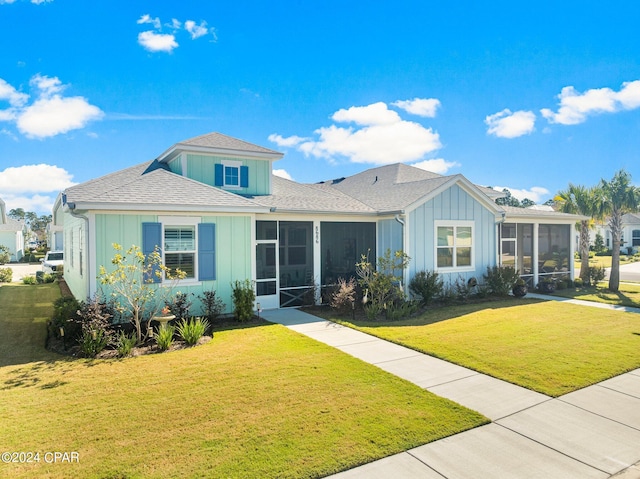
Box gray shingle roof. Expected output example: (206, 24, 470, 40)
(176, 132, 282, 156)
(0, 217, 23, 232)
(500, 205, 586, 220)
(320, 163, 463, 212)
(252, 176, 376, 214)
(64, 161, 267, 212)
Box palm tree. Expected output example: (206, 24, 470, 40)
(596, 169, 640, 292)
(554, 184, 597, 283)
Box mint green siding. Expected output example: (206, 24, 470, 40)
(167, 157, 182, 175)
(93, 213, 252, 315)
(63, 214, 88, 300)
(409, 184, 497, 283)
(185, 154, 271, 195)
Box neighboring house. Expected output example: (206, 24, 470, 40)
(593, 213, 640, 254)
(55, 132, 584, 311)
(48, 195, 65, 251)
(0, 197, 25, 262)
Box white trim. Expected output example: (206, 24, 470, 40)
(434, 220, 475, 273)
(222, 159, 242, 189)
(158, 216, 201, 285)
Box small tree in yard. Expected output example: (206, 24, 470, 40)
(98, 243, 185, 344)
(0, 245, 10, 264)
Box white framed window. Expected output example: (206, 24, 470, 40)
(159, 216, 199, 282)
(222, 160, 241, 188)
(435, 221, 474, 270)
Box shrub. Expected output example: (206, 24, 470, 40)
(116, 331, 137, 358)
(231, 279, 255, 322)
(50, 296, 82, 340)
(0, 245, 10, 264)
(409, 270, 443, 305)
(573, 277, 584, 288)
(76, 296, 115, 357)
(439, 284, 457, 304)
(176, 317, 210, 346)
(556, 280, 568, 290)
(589, 265, 606, 285)
(198, 289, 225, 323)
(483, 266, 520, 296)
(330, 277, 357, 314)
(357, 249, 409, 312)
(363, 303, 384, 321)
(156, 325, 175, 351)
(165, 292, 193, 322)
(22, 275, 37, 285)
(0, 267, 12, 283)
(453, 276, 474, 302)
(474, 282, 492, 298)
(385, 300, 419, 321)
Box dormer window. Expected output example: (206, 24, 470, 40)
(214, 161, 249, 189)
(224, 163, 240, 187)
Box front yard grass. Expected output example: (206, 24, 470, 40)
(321, 298, 640, 397)
(0, 283, 487, 479)
(551, 282, 640, 308)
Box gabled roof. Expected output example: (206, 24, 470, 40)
(320, 163, 501, 214)
(64, 161, 269, 213)
(621, 212, 640, 224)
(0, 217, 24, 232)
(157, 132, 283, 163)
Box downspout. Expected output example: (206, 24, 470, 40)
(66, 202, 91, 297)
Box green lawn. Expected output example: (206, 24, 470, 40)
(320, 298, 640, 397)
(0, 283, 487, 479)
(551, 282, 640, 308)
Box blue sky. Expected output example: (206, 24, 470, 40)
(1, 0, 639, 215)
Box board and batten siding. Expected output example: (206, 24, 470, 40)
(63, 213, 89, 301)
(408, 184, 497, 284)
(93, 213, 252, 314)
(177, 154, 271, 196)
(377, 218, 403, 256)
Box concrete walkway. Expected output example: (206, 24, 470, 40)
(261, 305, 640, 479)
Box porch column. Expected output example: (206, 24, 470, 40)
(313, 220, 321, 304)
(569, 222, 576, 280)
(532, 222, 539, 286)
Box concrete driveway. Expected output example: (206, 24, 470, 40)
(2, 263, 42, 282)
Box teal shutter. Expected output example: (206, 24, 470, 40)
(214, 164, 223, 186)
(198, 223, 216, 281)
(240, 166, 249, 188)
(142, 222, 162, 283)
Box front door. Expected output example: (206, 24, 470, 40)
(256, 221, 279, 309)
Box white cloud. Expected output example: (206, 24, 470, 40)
(411, 158, 460, 174)
(30, 73, 64, 97)
(540, 80, 640, 125)
(332, 102, 401, 126)
(1, 193, 57, 215)
(138, 31, 178, 53)
(168, 18, 182, 30)
(616, 80, 640, 109)
(493, 185, 549, 202)
(273, 169, 293, 181)
(271, 101, 442, 165)
(0, 164, 76, 193)
(137, 14, 161, 29)
(31, 0, 52, 4)
(268, 134, 307, 147)
(17, 96, 103, 139)
(485, 109, 536, 138)
(0, 75, 103, 138)
(184, 20, 209, 39)
(0, 78, 29, 107)
(0, 0, 17, 4)
(392, 98, 441, 117)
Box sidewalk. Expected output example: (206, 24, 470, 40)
(262, 306, 640, 479)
